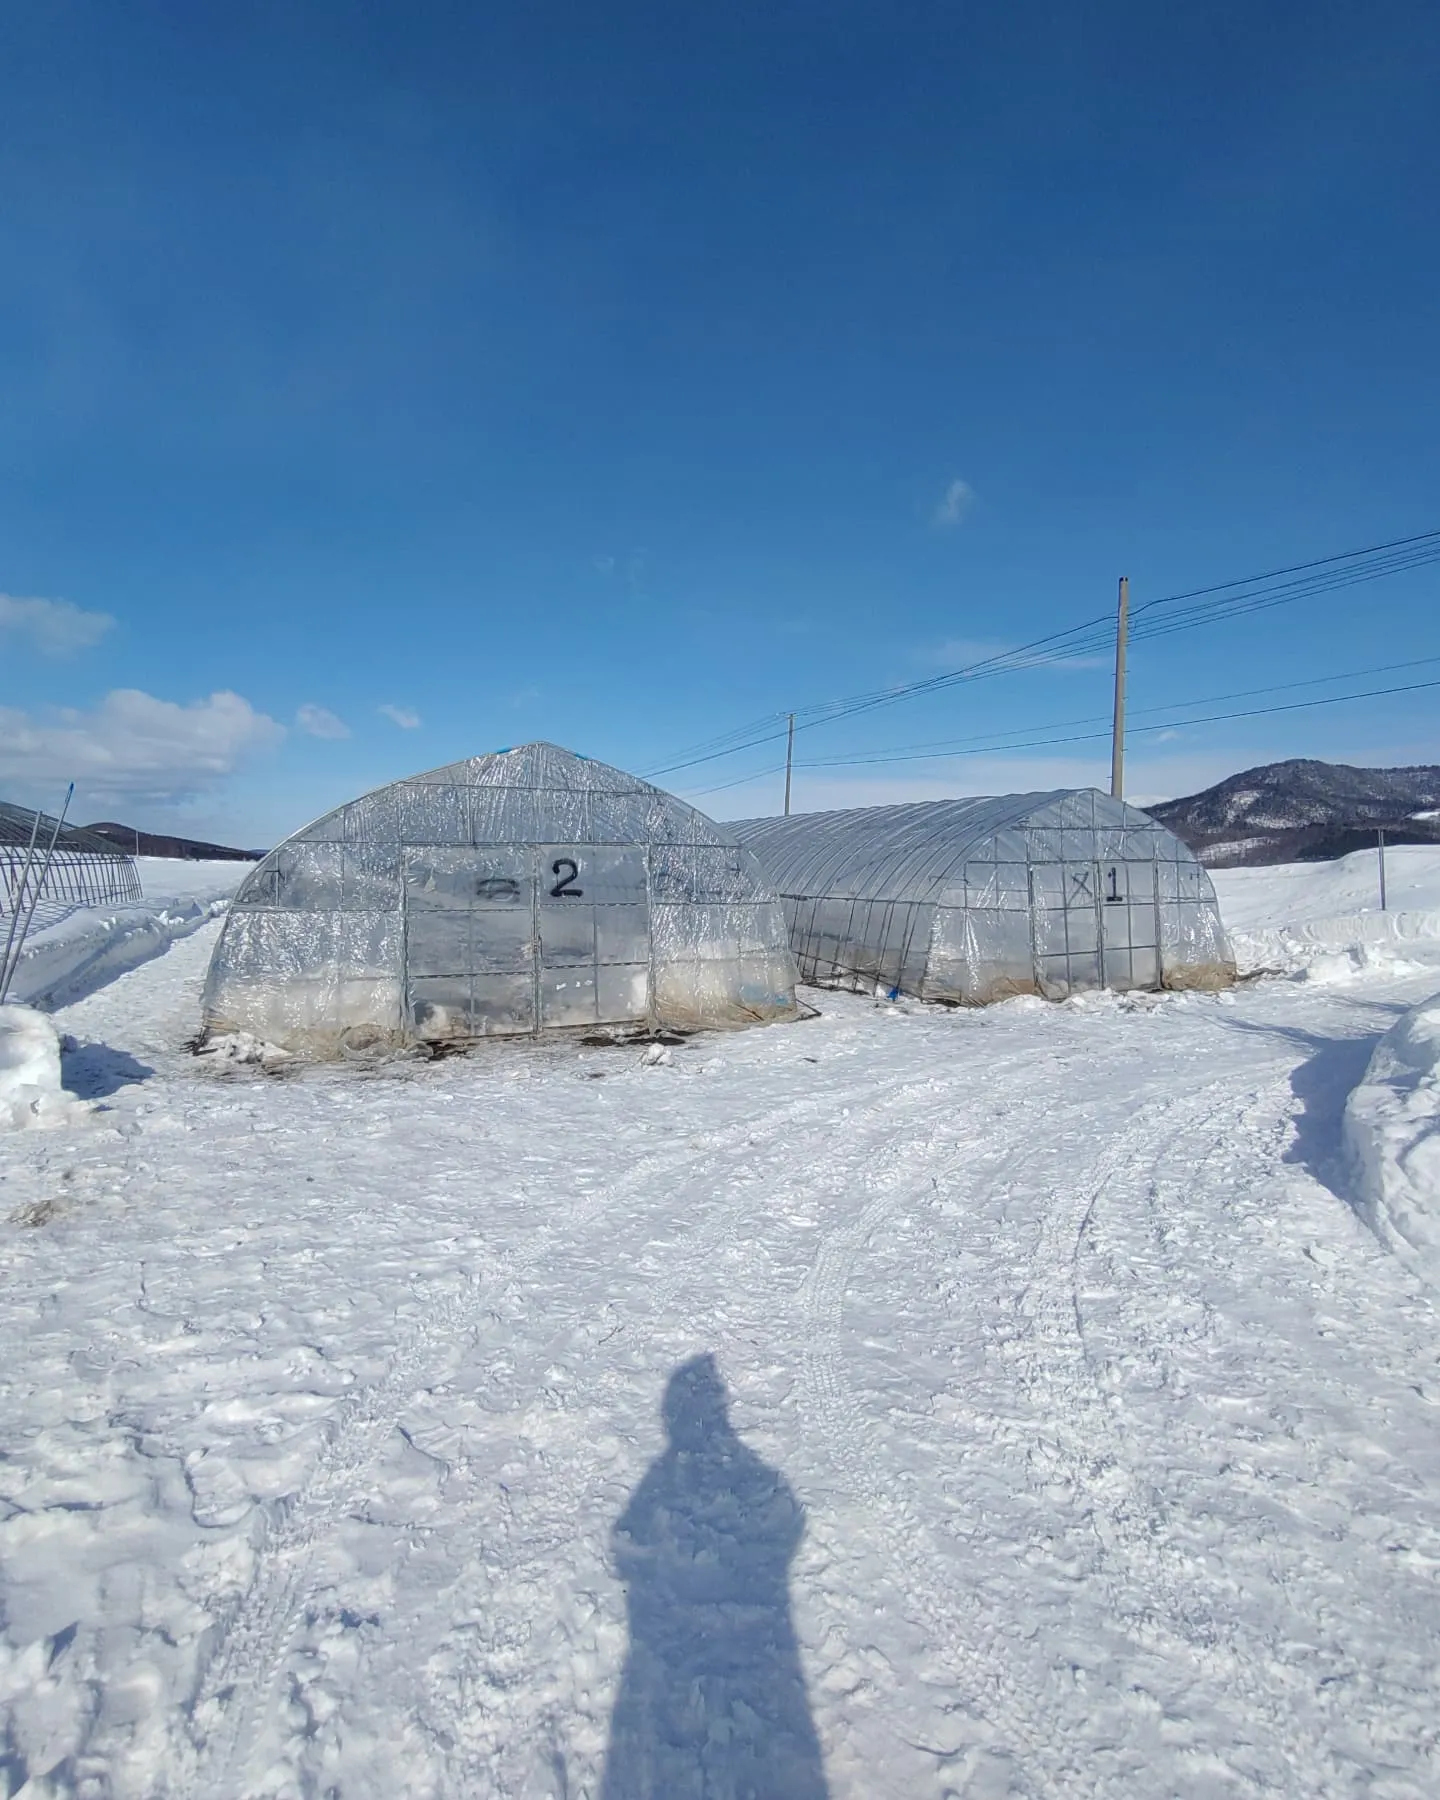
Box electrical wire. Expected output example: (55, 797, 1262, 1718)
(681, 668, 1440, 797)
(799, 651, 1440, 767)
(823, 674, 1440, 767)
(645, 525, 1440, 779)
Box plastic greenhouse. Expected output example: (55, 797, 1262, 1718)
(732, 790, 1234, 1004)
(202, 743, 798, 1052)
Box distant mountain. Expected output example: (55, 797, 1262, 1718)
(85, 822, 265, 862)
(1148, 760, 1440, 867)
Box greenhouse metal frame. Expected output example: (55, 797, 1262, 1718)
(203, 742, 799, 1052)
(733, 789, 1234, 1004)
(0, 801, 144, 916)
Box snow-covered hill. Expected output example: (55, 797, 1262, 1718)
(83, 823, 263, 861)
(1151, 757, 1440, 866)
(1, 862, 1439, 1796)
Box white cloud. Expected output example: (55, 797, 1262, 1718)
(378, 703, 422, 729)
(923, 637, 1012, 668)
(510, 685, 541, 709)
(0, 689, 286, 807)
(296, 703, 350, 740)
(920, 634, 1109, 674)
(592, 549, 648, 593)
(931, 478, 975, 531)
(0, 592, 115, 655)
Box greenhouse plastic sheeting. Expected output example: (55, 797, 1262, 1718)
(203, 743, 798, 1053)
(733, 790, 1234, 1004)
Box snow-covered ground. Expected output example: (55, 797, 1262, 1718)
(4, 859, 248, 1011)
(1213, 845, 1440, 981)
(1344, 994, 1440, 1291)
(1211, 842, 1440, 931)
(3, 859, 1440, 1797)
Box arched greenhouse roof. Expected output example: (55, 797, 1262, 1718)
(260, 740, 750, 862)
(731, 789, 1187, 903)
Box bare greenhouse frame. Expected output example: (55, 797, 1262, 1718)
(0, 802, 143, 917)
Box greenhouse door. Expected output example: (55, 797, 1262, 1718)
(403, 848, 536, 1039)
(1028, 862, 1102, 996)
(1098, 858, 1160, 990)
(536, 844, 652, 1029)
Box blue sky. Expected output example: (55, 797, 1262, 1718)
(2, 0, 1438, 845)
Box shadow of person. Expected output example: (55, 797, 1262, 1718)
(601, 1354, 830, 1800)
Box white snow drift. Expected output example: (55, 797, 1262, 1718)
(0, 1005, 89, 1131)
(1214, 843, 1440, 977)
(1345, 990, 1440, 1287)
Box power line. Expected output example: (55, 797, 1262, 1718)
(1130, 525, 1440, 617)
(799, 651, 1440, 766)
(645, 524, 1440, 779)
(795, 675, 1440, 773)
(681, 663, 1440, 797)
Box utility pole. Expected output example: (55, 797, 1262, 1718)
(1110, 575, 1129, 800)
(1378, 828, 1388, 912)
(783, 713, 795, 816)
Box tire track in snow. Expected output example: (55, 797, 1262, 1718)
(415, 1053, 1051, 1796)
(795, 1107, 1079, 1798)
(1007, 1069, 1346, 1791)
(170, 1054, 941, 1800)
(1095, 1069, 1440, 1787)
(790, 1050, 1370, 1795)
(169, 1116, 759, 1797)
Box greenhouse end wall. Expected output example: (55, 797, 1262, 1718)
(202, 744, 798, 1053)
(733, 790, 1234, 1005)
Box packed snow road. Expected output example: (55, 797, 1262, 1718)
(2, 922, 1439, 1798)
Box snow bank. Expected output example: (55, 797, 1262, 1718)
(0, 1005, 90, 1131)
(1229, 913, 1440, 980)
(4, 859, 246, 1011)
(1209, 847, 1440, 977)
(1211, 843, 1440, 932)
(1344, 992, 1440, 1286)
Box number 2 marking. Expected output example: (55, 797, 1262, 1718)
(549, 857, 584, 898)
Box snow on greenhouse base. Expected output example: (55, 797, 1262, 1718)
(2, 926, 1440, 1796)
(4, 859, 247, 1011)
